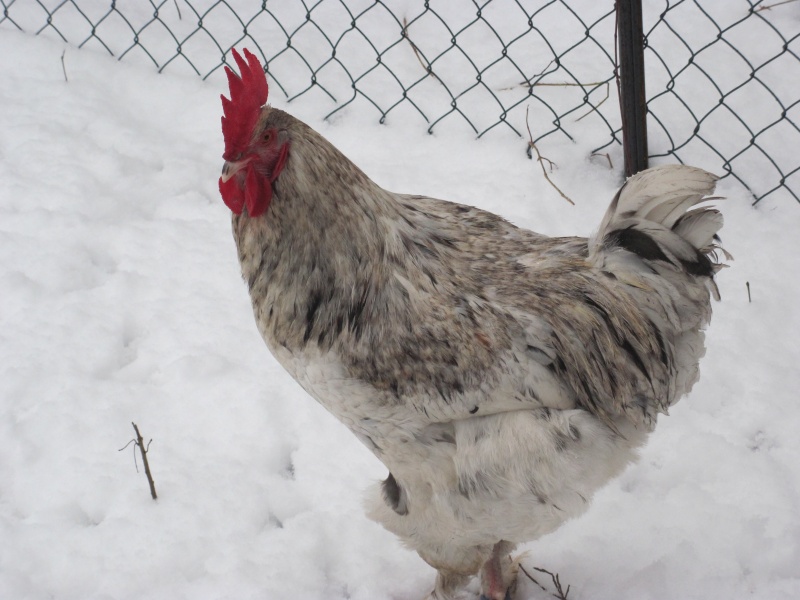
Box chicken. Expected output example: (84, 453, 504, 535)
(218, 49, 726, 600)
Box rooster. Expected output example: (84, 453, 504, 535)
(218, 49, 726, 600)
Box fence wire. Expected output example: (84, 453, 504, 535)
(1, 0, 797, 205)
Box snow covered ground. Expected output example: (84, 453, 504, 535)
(1, 18, 800, 600)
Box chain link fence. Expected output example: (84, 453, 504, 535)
(2, 0, 797, 205)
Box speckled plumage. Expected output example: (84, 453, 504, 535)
(226, 105, 726, 600)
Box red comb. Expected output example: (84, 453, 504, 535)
(221, 48, 269, 161)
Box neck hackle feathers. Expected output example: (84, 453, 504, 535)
(221, 48, 269, 161)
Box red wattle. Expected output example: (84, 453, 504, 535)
(219, 176, 244, 214)
(245, 166, 272, 217)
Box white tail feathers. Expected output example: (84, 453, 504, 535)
(591, 165, 720, 252)
(589, 164, 727, 299)
(672, 207, 724, 252)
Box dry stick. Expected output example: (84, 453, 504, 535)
(756, 0, 799, 10)
(60, 50, 68, 82)
(525, 106, 575, 205)
(497, 75, 608, 123)
(592, 151, 614, 169)
(496, 60, 561, 91)
(402, 18, 442, 84)
(502, 73, 611, 163)
(131, 422, 157, 499)
(518, 564, 548, 593)
(533, 566, 571, 600)
(575, 81, 610, 122)
(519, 564, 571, 600)
(506, 81, 608, 92)
(746, 281, 752, 302)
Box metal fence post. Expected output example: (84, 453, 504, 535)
(617, 0, 649, 177)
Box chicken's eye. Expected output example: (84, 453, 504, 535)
(263, 131, 273, 143)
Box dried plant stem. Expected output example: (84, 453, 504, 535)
(756, 0, 798, 10)
(519, 564, 571, 600)
(60, 50, 68, 82)
(591, 151, 614, 169)
(525, 106, 575, 206)
(120, 422, 158, 499)
(518, 564, 548, 593)
(498, 79, 605, 90)
(576, 82, 610, 122)
(530, 81, 606, 88)
(498, 80, 609, 123)
(134, 423, 157, 499)
(402, 18, 442, 84)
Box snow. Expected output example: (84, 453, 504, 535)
(2, 13, 800, 600)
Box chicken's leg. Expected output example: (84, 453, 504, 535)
(479, 541, 518, 600)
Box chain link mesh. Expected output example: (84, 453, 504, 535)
(2, 0, 797, 205)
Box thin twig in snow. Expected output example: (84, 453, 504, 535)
(755, 0, 799, 11)
(498, 79, 609, 123)
(119, 422, 158, 500)
(402, 18, 442, 84)
(60, 50, 68, 82)
(496, 60, 558, 90)
(519, 564, 571, 600)
(518, 564, 548, 593)
(575, 81, 610, 122)
(497, 79, 606, 92)
(525, 106, 575, 205)
(591, 151, 614, 169)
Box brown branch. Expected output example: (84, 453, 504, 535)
(497, 79, 606, 92)
(519, 564, 548, 593)
(497, 60, 558, 90)
(576, 81, 610, 122)
(525, 106, 575, 205)
(531, 81, 606, 87)
(533, 566, 571, 600)
(120, 422, 158, 500)
(60, 50, 68, 82)
(591, 151, 614, 169)
(402, 18, 442, 84)
(755, 0, 799, 11)
(519, 564, 571, 600)
(498, 79, 609, 124)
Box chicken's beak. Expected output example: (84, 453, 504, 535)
(220, 158, 250, 183)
